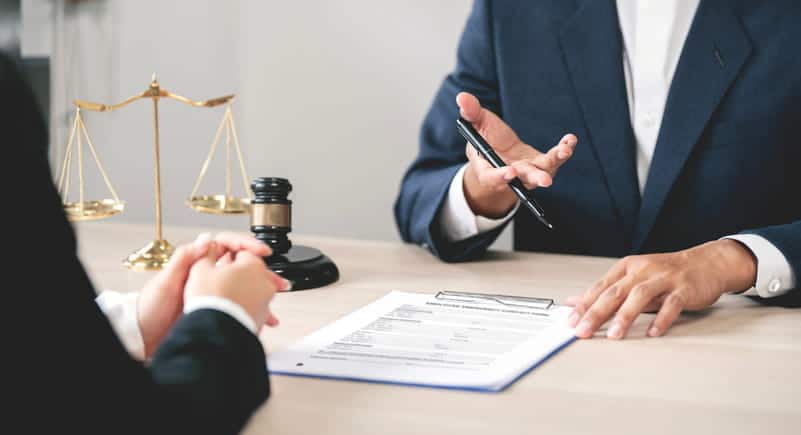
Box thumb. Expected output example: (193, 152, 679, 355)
(164, 245, 198, 275)
(456, 92, 521, 153)
(456, 92, 484, 124)
(150, 245, 198, 291)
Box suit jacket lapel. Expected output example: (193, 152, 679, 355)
(559, 0, 640, 245)
(632, 0, 752, 251)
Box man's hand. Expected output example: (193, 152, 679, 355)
(137, 232, 281, 357)
(184, 243, 285, 330)
(457, 92, 578, 218)
(566, 240, 758, 339)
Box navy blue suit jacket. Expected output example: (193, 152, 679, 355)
(395, 0, 801, 305)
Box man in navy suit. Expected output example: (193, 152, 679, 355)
(395, 0, 801, 339)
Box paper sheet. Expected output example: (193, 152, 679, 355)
(269, 291, 576, 392)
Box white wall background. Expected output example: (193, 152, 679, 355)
(38, 0, 513, 249)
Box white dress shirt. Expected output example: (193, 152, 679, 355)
(439, 0, 796, 299)
(96, 291, 257, 360)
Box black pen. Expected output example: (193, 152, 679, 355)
(456, 117, 553, 230)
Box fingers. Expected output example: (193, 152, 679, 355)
(187, 232, 270, 269)
(569, 278, 685, 339)
(193, 232, 213, 253)
(216, 252, 234, 266)
(477, 166, 517, 190)
(265, 307, 280, 328)
(531, 134, 578, 175)
(216, 249, 290, 292)
(564, 249, 703, 339)
(182, 232, 213, 260)
(568, 260, 628, 327)
(467, 145, 517, 191)
(456, 92, 578, 191)
(642, 295, 667, 313)
(163, 232, 215, 273)
(213, 232, 271, 257)
(574, 275, 638, 339)
(230, 251, 273, 281)
(273, 274, 292, 292)
(648, 292, 686, 337)
(607, 279, 668, 339)
(232, 250, 265, 267)
(557, 134, 578, 158)
(193, 241, 224, 272)
(510, 160, 553, 189)
(464, 132, 576, 193)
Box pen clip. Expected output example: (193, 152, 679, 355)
(435, 291, 554, 310)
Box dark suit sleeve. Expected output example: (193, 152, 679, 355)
(4, 53, 268, 434)
(394, 0, 509, 262)
(743, 222, 801, 307)
(149, 310, 270, 433)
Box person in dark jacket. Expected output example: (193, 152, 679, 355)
(4, 51, 286, 434)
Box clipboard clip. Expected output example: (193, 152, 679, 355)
(435, 291, 554, 311)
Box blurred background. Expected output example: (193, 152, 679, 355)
(8, 0, 512, 249)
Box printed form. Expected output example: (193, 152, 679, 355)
(269, 291, 577, 392)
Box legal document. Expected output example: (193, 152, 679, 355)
(269, 291, 576, 392)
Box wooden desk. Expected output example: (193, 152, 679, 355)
(75, 222, 801, 435)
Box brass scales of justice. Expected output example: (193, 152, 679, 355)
(57, 74, 251, 271)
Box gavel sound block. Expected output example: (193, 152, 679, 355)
(250, 177, 339, 291)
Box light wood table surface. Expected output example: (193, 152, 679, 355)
(75, 222, 801, 435)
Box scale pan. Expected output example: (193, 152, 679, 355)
(186, 195, 251, 214)
(64, 199, 125, 221)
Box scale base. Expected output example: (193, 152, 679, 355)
(265, 245, 339, 291)
(124, 239, 175, 271)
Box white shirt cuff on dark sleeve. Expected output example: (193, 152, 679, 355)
(724, 234, 797, 298)
(438, 164, 519, 242)
(184, 295, 257, 334)
(95, 291, 146, 360)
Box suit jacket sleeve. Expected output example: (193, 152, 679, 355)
(3, 53, 269, 434)
(394, 0, 510, 262)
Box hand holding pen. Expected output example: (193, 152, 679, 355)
(455, 92, 578, 224)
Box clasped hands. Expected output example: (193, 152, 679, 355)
(457, 91, 758, 339)
(137, 232, 289, 357)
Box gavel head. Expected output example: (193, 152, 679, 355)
(250, 177, 292, 255)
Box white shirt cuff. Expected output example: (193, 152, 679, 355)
(724, 234, 797, 298)
(95, 291, 146, 360)
(438, 164, 519, 242)
(184, 296, 257, 334)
